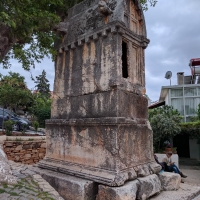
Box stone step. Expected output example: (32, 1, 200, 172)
(150, 183, 200, 200)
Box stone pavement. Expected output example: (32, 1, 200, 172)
(0, 160, 64, 200)
(150, 158, 200, 200)
(150, 182, 200, 200)
(180, 158, 200, 185)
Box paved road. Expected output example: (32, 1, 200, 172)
(180, 158, 200, 185)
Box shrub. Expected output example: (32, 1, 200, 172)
(4, 120, 14, 136)
(149, 105, 182, 152)
(33, 121, 39, 133)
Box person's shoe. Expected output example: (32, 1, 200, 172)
(180, 172, 187, 178)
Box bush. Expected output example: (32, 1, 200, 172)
(29, 94, 51, 127)
(4, 120, 14, 136)
(180, 121, 200, 144)
(33, 121, 39, 133)
(149, 105, 182, 152)
(21, 124, 28, 134)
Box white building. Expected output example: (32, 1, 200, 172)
(158, 72, 200, 160)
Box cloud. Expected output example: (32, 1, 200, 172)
(1, 0, 200, 103)
(145, 0, 200, 101)
(0, 58, 55, 91)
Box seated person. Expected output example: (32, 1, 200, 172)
(162, 151, 187, 178)
(154, 154, 169, 172)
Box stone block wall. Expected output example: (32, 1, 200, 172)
(3, 140, 46, 165)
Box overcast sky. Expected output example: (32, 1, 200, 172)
(1, 0, 200, 102)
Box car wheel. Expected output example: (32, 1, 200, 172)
(13, 123, 19, 131)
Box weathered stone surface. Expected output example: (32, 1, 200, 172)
(150, 183, 200, 200)
(15, 145, 23, 151)
(39, 0, 158, 187)
(148, 162, 162, 174)
(96, 180, 139, 200)
(158, 172, 181, 191)
(137, 174, 161, 200)
(3, 141, 46, 164)
(32, 167, 98, 200)
(0, 145, 17, 184)
(39, 120, 155, 186)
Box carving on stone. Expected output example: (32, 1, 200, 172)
(124, 0, 128, 12)
(107, 0, 117, 11)
(71, 21, 85, 37)
(83, 0, 94, 7)
(54, 22, 69, 34)
(98, 0, 113, 16)
(86, 9, 103, 31)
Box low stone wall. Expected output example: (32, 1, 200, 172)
(3, 140, 46, 165)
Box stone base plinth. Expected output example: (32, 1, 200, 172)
(31, 167, 200, 200)
(32, 167, 98, 200)
(150, 183, 200, 200)
(137, 174, 161, 199)
(96, 180, 139, 200)
(158, 172, 181, 191)
(39, 117, 161, 186)
(97, 175, 161, 200)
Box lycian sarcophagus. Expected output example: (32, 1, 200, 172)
(38, 0, 161, 186)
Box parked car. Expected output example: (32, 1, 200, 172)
(0, 108, 31, 131)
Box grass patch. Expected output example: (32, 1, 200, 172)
(15, 138, 23, 141)
(24, 186, 37, 193)
(30, 179, 39, 187)
(37, 191, 55, 200)
(0, 188, 6, 194)
(8, 191, 19, 196)
(2, 182, 8, 188)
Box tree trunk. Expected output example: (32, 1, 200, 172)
(0, 24, 16, 61)
(2, 108, 5, 132)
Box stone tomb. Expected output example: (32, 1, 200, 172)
(38, 0, 161, 187)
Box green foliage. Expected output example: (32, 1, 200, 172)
(34, 70, 50, 98)
(197, 103, 200, 120)
(140, 0, 157, 11)
(33, 121, 39, 133)
(180, 121, 200, 144)
(4, 120, 13, 136)
(0, 72, 33, 110)
(29, 94, 51, 127)
(149, 105, 183, 152)
(0, 0, 157, 70)
(21, 124, 28, 134)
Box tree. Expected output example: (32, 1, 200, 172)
(34, 70, 50, 98)
(149, 105, 183, 152)
(0, 0, 157, 70)
(0, 72, 33, 111)
(0, 72, 33, 129)
(29, 93, 52, 127)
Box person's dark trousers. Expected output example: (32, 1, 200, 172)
(168, 164, 180, 174)
(161, 162, 169, 172)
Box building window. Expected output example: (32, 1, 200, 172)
(122, 41, 128, 78)
(171, 98, 184, 115)
(185, 98, 196, 115)
(184, 88, 196, 96)
(171, 89, 183, 97)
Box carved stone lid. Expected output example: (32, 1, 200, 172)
(61, 0, 147, 44)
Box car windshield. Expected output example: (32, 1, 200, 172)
(2, 109, 18, 117)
